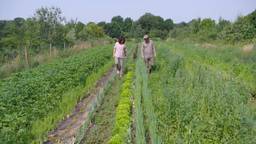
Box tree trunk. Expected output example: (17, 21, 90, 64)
(64, 41, 66, 49)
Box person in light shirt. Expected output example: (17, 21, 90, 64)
(141, 35, 156, 73)
(113, 36, 127, 77)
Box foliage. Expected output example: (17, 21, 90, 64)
(170, 10, 256, 43)
(0, 45, 113, 143)
(168, 41, 256, 93)
(78, 22, 105, 40)
(137, 13, 173, 39)
(127, 23, 145, 39)
(219, 11, 256, 43)
(133, 58, 146, 144)
(149, 41, 256, 143)
(108, 72, 134, 144)
(1, 8, 256, 67)
(0, 7, 108, 66)
(135, 56, 161, 144)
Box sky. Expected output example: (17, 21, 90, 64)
(0, 0, 255, 23)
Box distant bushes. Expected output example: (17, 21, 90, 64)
(0, 7, 109, 66)
(169, 10, 256, 43)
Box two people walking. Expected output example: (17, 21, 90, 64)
(113, 35, 156, 77)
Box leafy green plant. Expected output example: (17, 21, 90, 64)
(0, 45, 113, 143)
(108, 71, 134, 144)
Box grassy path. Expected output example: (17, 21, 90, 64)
(80, 78, 122, 144)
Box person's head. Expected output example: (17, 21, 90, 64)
(118, 36, 126, 44)
(143, 35, 150, 43)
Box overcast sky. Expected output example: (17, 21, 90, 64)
(0, 0, 255, 23)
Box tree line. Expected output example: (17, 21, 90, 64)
(0, 7, 106, 65)
(0, 7, 255, 65)
(169, 10, 256, 43)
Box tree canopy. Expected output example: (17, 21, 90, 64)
(0, 7, 255, 65)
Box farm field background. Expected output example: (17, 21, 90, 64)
(147, 41, 256, 143)
(1, 40, 255, 143)
(0, 44, 115, 143)
(0, 2, 256, 143)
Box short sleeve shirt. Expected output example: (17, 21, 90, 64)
(114, 43, 126, 58)
(142, 40, 155, 58)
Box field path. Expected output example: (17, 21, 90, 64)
(45, 67, 115, 144)
(80, 78, 121, 144)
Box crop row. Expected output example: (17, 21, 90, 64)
(133, 58, 146, 144)
(108, 71, 134, 144)
(137, 56, 161, 143)
(165, 41, 256, 94)
(0, 45, 113, 143)
(149, 43, 256, 143)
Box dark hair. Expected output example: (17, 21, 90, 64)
(118, 36, 125, 44)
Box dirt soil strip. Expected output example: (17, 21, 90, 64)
(80, 78, 121, 144)
(45, 67, 115, 144)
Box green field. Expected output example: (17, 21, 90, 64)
(0, 45, 114, 143)
(1, 2, 256, 144)
(146, 41, 256, 143)
(0, 41, 255, 144)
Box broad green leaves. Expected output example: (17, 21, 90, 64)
(0, 45, 112, 143)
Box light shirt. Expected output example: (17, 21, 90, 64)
(114, 42, 126, 58)
(141, 40, 156, 58)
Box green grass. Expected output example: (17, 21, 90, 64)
(136, 55, 161, 144)
(1, 40, 255, 143)
(148, 41, 256, 143)
(164, 40, 256, 94)
(133, 58, 146, 144)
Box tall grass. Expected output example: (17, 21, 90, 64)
(150, 43, 256, 143)
(134, 58, 146, 144)
(135, 49, 161, 143)
(165, 41, 256, 94)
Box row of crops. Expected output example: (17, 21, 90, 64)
(103, 41, 255, 144)
(147, 42, 256, 143)
(108, 71, 134, 143)
(77, 42, 137, 144)
(168, 41, 256, 95)
(1, 40, 255, 144)
(82, 41, 255, 144)
(134, 57, 161, 144)
(0, 45, 113, 143)
(107, 42, 136, 143)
